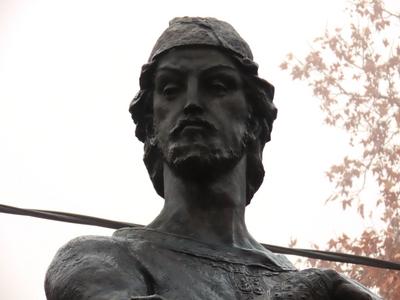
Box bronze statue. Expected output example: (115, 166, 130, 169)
(45, 17, 380, 300)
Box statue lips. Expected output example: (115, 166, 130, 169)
(170, 118, 217, 137)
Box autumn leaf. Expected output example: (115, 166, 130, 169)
(279, 61, 288, 70)
(281, 0, 400, 298)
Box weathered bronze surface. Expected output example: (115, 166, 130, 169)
(45, 17, 380, 300)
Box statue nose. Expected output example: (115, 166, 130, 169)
(184, 101, 203, 115)
(183, 79, 203, 115)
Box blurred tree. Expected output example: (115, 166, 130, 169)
(280, 0, 400, 298)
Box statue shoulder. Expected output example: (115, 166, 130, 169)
(45, 235, 121, 278)
(49, 234, 118, 257)
(45, 235, 151, 300)
(305, 268, 382, 299)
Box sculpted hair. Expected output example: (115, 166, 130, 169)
(129, 47, 277, 204)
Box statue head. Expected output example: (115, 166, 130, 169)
(129, 17, 277, 204)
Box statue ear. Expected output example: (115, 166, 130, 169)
(246, 111, 272, 146)
(246, 109, 261, 142)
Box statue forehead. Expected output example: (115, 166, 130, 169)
(155, 47, 239, 73)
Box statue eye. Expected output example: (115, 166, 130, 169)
(209, 80, 228, 96)
(162, 84, 180, 99)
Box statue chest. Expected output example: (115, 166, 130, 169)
(135, 247, 331, 300)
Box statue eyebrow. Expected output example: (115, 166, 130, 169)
(153, 64, 240, 88)
(154, 67, 183, 83)
(155, 66, 182, 74)
(200, 65, 238, 75)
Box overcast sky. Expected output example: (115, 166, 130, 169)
(0, 0, 393, 299)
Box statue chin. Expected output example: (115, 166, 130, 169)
(166, 144, 243, 181)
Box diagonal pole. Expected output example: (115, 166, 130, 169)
(1, 203, 400, 271)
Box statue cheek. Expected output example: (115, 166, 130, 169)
(219, 93, 248, 121)
(153, 96, 184, 126)
(153, 102, 168, 125)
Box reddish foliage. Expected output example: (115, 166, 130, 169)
(282, 0, 400, 298)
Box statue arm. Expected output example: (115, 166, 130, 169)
(45, 236, 153, 300)
(322, 269, 382, 300)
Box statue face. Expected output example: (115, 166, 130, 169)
(152, 48, 250, 177)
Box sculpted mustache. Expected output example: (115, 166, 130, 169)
(169, 119, 217, 136)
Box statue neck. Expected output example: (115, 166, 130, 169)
(148, 156, 261, 250)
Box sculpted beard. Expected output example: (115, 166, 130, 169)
(154, 121, 253, 181)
